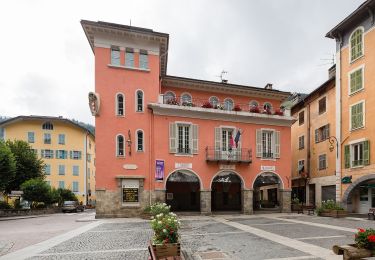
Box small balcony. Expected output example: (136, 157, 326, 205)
(205, 146, 252, 164)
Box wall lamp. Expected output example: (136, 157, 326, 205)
(127, 130, 132, 156)
(328, 136, 338, 158)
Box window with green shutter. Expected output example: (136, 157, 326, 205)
(351, 102, 364, 130)
(344, 145, 350, 168)
(350, 68, 363, 94)
(363, 140, 370, 166)
(350, 28, 364, 62)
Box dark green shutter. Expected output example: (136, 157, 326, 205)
(344, 145, 350, 169)
(363, 141, 370, 166)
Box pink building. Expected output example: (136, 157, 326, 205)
(82, 20, 295, 217)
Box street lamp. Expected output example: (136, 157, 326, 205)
(328, 136, 338, 158)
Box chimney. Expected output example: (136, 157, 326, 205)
(264, 83, 273, 90)
(328, 64, 336, 79)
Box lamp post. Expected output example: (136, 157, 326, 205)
(328, 136, 338, 158)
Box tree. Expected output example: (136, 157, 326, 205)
(56, 188, 77, 206)
(20, 178, 51, 208)
(5, 140, 45, 193)
(0, 141, 16, 192)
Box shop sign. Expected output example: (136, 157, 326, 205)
(341, 176, 352, 184)
(219, 164, 236, 170)
(175, 163, 192, 169)
(155, 160, 165, 181)
(122, 179, 139, 203)
(123, 164, 138, 170)
(261, 166, 275, 171)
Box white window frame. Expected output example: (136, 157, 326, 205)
(110, 46, 121, 66)
(209, 96, 219, 107)
(180, 92, 192, 105)
(73, 165, 79, 176)
(44, 133, 51, 144)
(58, 181, 65, 189)
(223, 98, 234, 111)
(350, 141, 364, 168)
(176, 123, 191, 155)
(116, 134, 125, 157)
(249, 100, 259, 109)
(45, 164, 51, 175)
(348, 64, 365, 96)
(72, 181, 79, 193)
(58, 165, 65, 175)
(349, 26, 365, 63)
(298, 159, 305, 173)
(261, 129, 274, 159)
(298, 135, 305, 150)
(28, 132, 35, 143)
(135, 129, 144, 152)
(263, 102, 273, 111)
(135, 89, 144, 112)
(125, 49, 135, 68)
(139, 50, 148, 69)
(318, 154, 327, 171)
(349, 100, 365, 131)
(115, 92, 125, 117)
(318, 95, 327, 115)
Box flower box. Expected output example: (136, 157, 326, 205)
(151, 241, 181, 258)
(330, 210, 348, 218)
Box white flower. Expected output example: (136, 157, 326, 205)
(158, 221, 162, 224)
(163, 229, 167, 233)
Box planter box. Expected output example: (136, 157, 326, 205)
(333, 244, 373, 260)
(291, 204, 303, 213)
(151, 242, 180, 258)
(331, 210, 348, 218)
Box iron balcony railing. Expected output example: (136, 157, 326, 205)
(159, 95, 290, 116)
(205, 146, 252, 163)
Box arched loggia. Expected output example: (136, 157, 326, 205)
(211, 171, 243, 211)
(253, 172, 282, 211)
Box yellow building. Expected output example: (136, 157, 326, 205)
(0, 116, 96, 205)
(326, 0, 375, 213)
(291, 66, 336, 206)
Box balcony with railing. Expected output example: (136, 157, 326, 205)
(205, 146, 252, 163)
(156, 94, 291, 116)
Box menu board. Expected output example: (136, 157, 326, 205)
(123, 188, 139, 203)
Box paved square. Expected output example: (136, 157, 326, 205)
(2, 213, 369, 260)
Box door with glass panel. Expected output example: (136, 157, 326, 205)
(359, 186, 370, 213)
(221, 129, 234, 160)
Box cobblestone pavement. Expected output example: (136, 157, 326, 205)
(2, 213, 372, 260)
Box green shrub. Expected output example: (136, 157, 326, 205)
(316, 199, 344, 215)
(0, 201, 12, 209)
(149, 202, 171, 217)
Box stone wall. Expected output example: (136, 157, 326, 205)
(200, 190, 211, 215)
(242, 189, 253, 214)
(279, 189, 292, 213)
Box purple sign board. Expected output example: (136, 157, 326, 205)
(155, 160, 164, 181)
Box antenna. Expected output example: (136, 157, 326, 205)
(130, 19, 132, 26)
(318, 53, 335, 67)
(216, 70, 228, 83)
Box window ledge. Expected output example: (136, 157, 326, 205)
(350, 54, 364, 65)
(350, 126, 364, 132)
(116, 155, 126, 159)
(349, 88, 364, 97)
(121, 203, 141, 208)
(260, 158, 276, 161)
(108, 64, 150, 72)
(175, 153, 193, 157)
(350, 165, 364, 170)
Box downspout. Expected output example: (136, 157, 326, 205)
(306, 103, 311, 205)
(84, 132, 88, 205)
(336, 35, 343, 203)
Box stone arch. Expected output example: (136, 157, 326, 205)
(210, 170, 245, 189)
(164, 168, 203, 190)
(251, 171, 284, 189)
(342, 174, 375, 203)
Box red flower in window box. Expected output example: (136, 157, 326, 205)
(233, 105, 242, 111)
(263, 108, 272, 115)
(368, 235, 375, 243)
(201, 102, 213, 108)
(250, 106, 260, 113)
(274, 108, 284, 116)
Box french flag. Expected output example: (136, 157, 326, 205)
(234, 130, 241, 148)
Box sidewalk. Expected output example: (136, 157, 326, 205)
(0, 215, 51, 221)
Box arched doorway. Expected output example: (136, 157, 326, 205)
(253, 172, 282, 211)
(166, 170, 200, 211)
(342, 174, 375, 213)
(211, 171, 242, 211)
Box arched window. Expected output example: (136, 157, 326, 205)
(224, 98, 234, 111)
(209, 96, 219, 107)
(116, 134, 125, 157)
(116, 93, 124, 116)
(136, 130, 144, 152)
(136, 90, 144, 112)
(249, 100, 259, 108)
(350, 27, 364, 62)
(181, 93, 192, 105)
(164, 91, 176, 104)
(42, 122, 53, 130)
(263, 102, 272, 111)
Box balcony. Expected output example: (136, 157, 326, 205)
(148, 95, 296, 126)
(205, 146, 252, 164)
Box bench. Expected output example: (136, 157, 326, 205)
(368, 208, 375, 220)
(303, 205, 316, 215)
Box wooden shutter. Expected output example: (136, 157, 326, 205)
(169, 122, 177, 153)
(274, 131, 280, 158)
(344, 145, 350, 169)
(363, 140, 370, 166)
(69, 151, 73, 159)
(215, 127, 221, 151)
(192, 124, 198, 154)
(315, 129, 319, 143)
(256, 129, 262, 158)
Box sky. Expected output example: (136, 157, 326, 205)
(0, 0, 362, 125)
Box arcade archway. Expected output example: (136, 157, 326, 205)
(342, 174, 375, 213)
(165, 170, 200, 211)
(253, 172, 282, 211)
(211, 171, 242, 211)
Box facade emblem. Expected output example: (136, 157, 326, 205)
(88, 92, 100, 116)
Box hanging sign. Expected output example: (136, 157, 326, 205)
(341, 176, 352, 184)
(261, 166, 276, 171)
(155, 160, 165, 180)
(175, 163, 192, 169)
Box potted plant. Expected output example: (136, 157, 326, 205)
(332, 228, 375, 258)
(201, 102, 213, 109)
(263, 107, 272, 115)
(274, 108, 284, 116)
(182, 101, 195, 107)
(166, 98, 179, 106)
(291, 197, 303, 212)
(233, 104, 242, 112)
(317, 200, 347, 218)
(150, 212, 181, 258)
(250, 106, 260, 113)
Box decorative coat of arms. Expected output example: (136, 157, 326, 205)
(88, 92, 100, 116)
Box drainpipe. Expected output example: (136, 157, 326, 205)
(84, 132, 89, 205)
(306, 103, 311, 205)
(336, 36, 343, 204)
